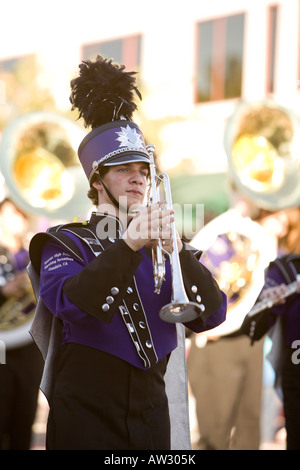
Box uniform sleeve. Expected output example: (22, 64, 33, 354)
(179, 247, 227, 332)
(238, 263, 286, 341)
(40, 238, 143, 323)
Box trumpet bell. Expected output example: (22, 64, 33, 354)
(159, 301, 204, 324)
(225, 100, 300, 210)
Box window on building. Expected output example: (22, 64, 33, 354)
(195, 13, 245, 103)
(82, 34, 142, 71)
(0, 54, 35, 74)
(267, 5, 278, 94)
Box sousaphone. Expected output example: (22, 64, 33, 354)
(191, 209, 277, 338)
(191, 100, 300, 338)
(0, 111, 91, 349)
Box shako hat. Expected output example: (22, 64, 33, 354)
(70, 56, 149, 183)
(78, 120, 149, 182)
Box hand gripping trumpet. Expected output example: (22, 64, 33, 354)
(147, 144, 205, 323)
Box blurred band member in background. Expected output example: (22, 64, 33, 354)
(241, 207, 300, 450)
(0, 198, 43, 450)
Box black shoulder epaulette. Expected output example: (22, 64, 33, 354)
(270, 254, 300, 284)
(29, 222, 88, 274)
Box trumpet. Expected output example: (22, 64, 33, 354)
(146, 144, 205, 323)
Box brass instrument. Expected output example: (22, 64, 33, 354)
(247, 275, 300, 318)
(0, 111, 92, 348)
(147, 144, 205, 324)
(0, 279, 36, 349)
(224, 99, 300, 211)
(191, 209, 276, 337)
(190, 99, 300, 338)
(0, 111, 90, 220)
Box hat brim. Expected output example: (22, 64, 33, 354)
(102, 154, 150, 166)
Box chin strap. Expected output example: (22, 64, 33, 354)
(97, 175, 128, 213)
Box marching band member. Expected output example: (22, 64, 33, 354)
(28, 56, 227, 450)
(0, 198, 43, 449)
(241, 208, 300, 450)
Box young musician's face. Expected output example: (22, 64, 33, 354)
(93, 162, 149, 211)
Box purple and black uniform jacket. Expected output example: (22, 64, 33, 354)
(29, 212, 227, 370)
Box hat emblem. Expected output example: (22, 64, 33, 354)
(115, 125, 144, 150)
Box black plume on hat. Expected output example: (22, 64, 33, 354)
(70, 55, 142, 129)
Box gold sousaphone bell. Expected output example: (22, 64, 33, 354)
(0, 111, 90, 220)
(224, 99, 300, 211)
